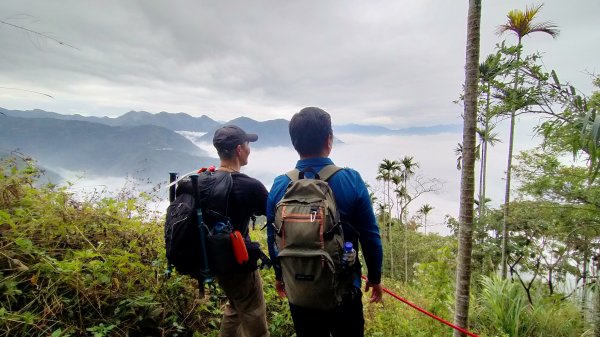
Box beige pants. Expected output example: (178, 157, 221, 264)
(217, 270, 269, 337)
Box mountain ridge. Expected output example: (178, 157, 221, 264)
(1, 107, 461, 136)
(0, 115, 213, 183)
(0, 108, 461, 183)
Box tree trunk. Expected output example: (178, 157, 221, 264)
(501, 38, 522, 280)
(582, 236, 588, 316)
(595, 244, 600, 337)
(453, 0, 481, 336)
(501, 109, 516, 279)
(404, 210, 408, 283)
(479, 82, 491, 221)
(388, 180, 394, 279)
(403, 175, 409, 283)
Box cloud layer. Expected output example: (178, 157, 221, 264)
(2, 1, 597, 128)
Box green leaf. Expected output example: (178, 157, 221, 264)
(551, 70, 560, 88)
(575, 96, 583, 110)
(580, 110, 595, 140)
(14, 237, 34, 253)
(592, 116, 600, 147)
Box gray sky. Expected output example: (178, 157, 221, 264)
(3, 1, 597, 233)
(1, 1, 598, 128)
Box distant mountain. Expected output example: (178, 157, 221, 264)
(0, 108, 220, 132)
(0, 108, 287, 147)
(0, 108, 462, 183)
(0, 116, 215, 183)
(198, 116, 292, 148)
(2, 108, 462, 140)
(114, 110, 221, 131)
(334, 123, 462, 135)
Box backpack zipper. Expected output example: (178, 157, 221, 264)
(280, 206, 326, 250)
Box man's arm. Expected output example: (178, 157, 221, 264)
(266, 175, 288, 283)
(251, 178, 269, 216)
(352, 171, 384, 302)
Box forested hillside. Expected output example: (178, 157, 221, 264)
(0, 116, 212, 183)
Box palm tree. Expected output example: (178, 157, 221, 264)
(478, 53, 505, 221)
(377, 158, 400, 278)
(497, 4, 559, 279)
(476, 124, 501, 219)
(453, 0, 481, 335)
(418, 204, 434, 234)
(390, 173, 404, 279)
(399, 156, 418, 283)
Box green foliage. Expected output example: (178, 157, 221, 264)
(364, 278, 454, 337)
(2, 156, 594, 336)
(0, 156, 222, 336)
(473, 276, 587, 337)
(414, 246, 456, 317)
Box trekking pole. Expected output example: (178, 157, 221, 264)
(169, 172, 177, 202)
(361, 275, 480, 337)
(191, 174, 212, 295)
(166, 172, 178, 278)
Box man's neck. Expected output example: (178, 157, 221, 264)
(219, 160, 241, 172)
(299, 155, 328, 160)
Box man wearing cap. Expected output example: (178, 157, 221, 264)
(212, 125, 270, 337)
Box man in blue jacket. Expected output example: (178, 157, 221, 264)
(267, 107, 383, 337)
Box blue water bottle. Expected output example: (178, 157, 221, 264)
(343, 242, 356, 268)
(214, 222, 228, 235)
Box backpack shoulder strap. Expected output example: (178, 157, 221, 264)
(208, 171, 233, 203)
(285, 165, 342, 182)
(285, 169, 301, 182)
(317, 165, 343, 181)
(198, 170, 234, 217)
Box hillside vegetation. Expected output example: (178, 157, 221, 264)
(0, 156, 590, 336)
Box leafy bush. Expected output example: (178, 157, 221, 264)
(0, 157, 223, 336)
(1, 156, 593, 336)
(472, 275, 588, 336)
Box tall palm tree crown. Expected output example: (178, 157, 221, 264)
(496, 4, 559, 42)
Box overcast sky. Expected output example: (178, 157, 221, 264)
(1, 1, 598, 128)
(2, 1, 598, 234)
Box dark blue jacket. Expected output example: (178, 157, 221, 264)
(267, 157, 383, 287)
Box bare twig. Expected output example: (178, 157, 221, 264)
(0, 19, 80, 51)
(0, 86, 53, 99)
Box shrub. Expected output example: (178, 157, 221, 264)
(0, 157, 223, 336)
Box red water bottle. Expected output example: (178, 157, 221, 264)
(230, 230, 249, 264)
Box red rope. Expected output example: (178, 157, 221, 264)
(362, 275, 479, 337)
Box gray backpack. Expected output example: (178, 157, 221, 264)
(274, 165, 350, 309)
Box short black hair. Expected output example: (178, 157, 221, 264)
(217, 147, 236, 160)
(289, 107, 333, 157)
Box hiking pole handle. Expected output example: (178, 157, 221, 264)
(169, 172, 177, 202)
(166, 172, 178, 277)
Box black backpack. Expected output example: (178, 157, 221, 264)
(164, 170, 233, 290)
(165, 170, 271, 293)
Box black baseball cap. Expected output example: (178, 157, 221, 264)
(213, 125, 258, 151)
